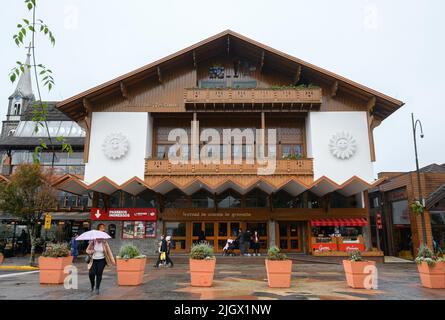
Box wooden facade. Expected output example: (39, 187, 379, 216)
(53, 31, 404, 254)
(371, 169, 445, 257)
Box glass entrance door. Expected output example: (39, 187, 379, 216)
(278, 222, 302, 252)
(192, 222, 215, 248)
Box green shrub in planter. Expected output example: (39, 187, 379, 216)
(348, 250, 363, 262)
(117, 244, 146, 259)
(42, 243, 70, 258)
(190, 243, 215, 260)
(415, 245, 445, 266)
(266, 246, 288, 260)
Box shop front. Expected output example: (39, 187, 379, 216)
(90, 207, 159, 255)
(161, 209, 271, 253)
(310, 218, 367, 255)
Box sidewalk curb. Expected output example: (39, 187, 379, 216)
(0, 266, 39, 271)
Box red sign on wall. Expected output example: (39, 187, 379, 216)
(91, 208, 157, 221)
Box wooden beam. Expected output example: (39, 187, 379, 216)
(260, 50, 265, 73)
(330, 80, 339, 98)
(294, 65, 302, 84)
(192, 50, 197, 69)
(120, 81, 129, 100)
(367, 96, 376, 111)
(82, 98, 92, 113)
(157, 66, 162, 83)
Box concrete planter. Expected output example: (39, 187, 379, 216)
(189, 259, 216, 287)
(342, 260, 376, 289)
(265, 259, 292, 288)
(39, 256, 73, 284)
(116, 257, 147, 286)
(417, 261, 445, 289)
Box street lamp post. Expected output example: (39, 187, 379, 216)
(411, 113, 427, 246)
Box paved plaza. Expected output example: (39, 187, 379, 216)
(0, 255, 444, 300)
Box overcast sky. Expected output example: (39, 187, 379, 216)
(1, 0, 444, 177)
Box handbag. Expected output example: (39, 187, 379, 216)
(85, 254, 92, 264)
(160, 252, 166, 261)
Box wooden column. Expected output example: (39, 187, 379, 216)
(363, 190, 373, 251)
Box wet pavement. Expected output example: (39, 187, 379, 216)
(0, 255, 444, 300)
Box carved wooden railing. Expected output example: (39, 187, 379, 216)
(184, 88, 322, 105)
(145, 159, 313, 176)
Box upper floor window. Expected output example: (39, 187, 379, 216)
(273, 190, 303, 208)
(245, 188, 269, 208)
(217, 189, 241, 208)
(192, 189, 215, 208)
(281, 144, 303, 159)
(164, 189, 190, 208)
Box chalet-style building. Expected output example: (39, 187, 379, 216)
(49, 30, 404, 255)
(369, 164, 445, 259)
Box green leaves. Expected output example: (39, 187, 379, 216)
(13, 4, 56, 48)
(37, 64, 55, 91)
(8, 61, 31, 84)
(56, 136, 74, 156)
(25, 0, 36, 11)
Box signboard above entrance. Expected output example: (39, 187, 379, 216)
(91, 208, 157, 221)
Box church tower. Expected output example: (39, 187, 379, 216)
(1, 52, 35, 138)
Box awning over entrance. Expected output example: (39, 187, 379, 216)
(311, 218, 368, 227)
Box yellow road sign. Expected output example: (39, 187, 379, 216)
(44, 214, 52, 230)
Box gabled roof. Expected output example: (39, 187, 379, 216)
(57, 30, 404, 122)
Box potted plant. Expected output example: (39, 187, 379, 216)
(342, 250, 376, 289)
(116, 244, 147, 286)
(189, 243, 216, 287)
(265, 246, 292, 288)
(410, 201, 424, 215)
(415, 245, 445, 289)
(39, 243, 73, 284)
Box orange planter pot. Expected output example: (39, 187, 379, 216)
(417, 261, 445, 289)
(116, 257, 147, 286)
(265, 259, 292, 288)
(189, 259, 216, 287)
(342, 260, 376, 289)
(39, 256, 73, 284)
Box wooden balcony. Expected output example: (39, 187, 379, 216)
(184, 88, 322, 110)
(145, 159, 313, 176)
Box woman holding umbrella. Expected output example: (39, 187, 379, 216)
(77, 224, 115, 295)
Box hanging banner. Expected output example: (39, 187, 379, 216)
(91, 208, 157, 221)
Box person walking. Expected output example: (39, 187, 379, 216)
(244, 229, 251, 256)
(70, 233, 79, 262)
(252, 230, 261, 256)
(236, 228, 245, 255)
(154, 235, 173, 268)
(86, 231, 115, 295)
(166, 236, 174, 267)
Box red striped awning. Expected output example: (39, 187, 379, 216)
(311, 218, 367, 227)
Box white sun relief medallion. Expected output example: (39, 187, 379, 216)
(102, 133, 129, 160)
(329, 132, 357, 160)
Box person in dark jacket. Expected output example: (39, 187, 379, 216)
(198, 230, 206, 243)
(236, 228, 245, 255)
(154, 235, 173, 268)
